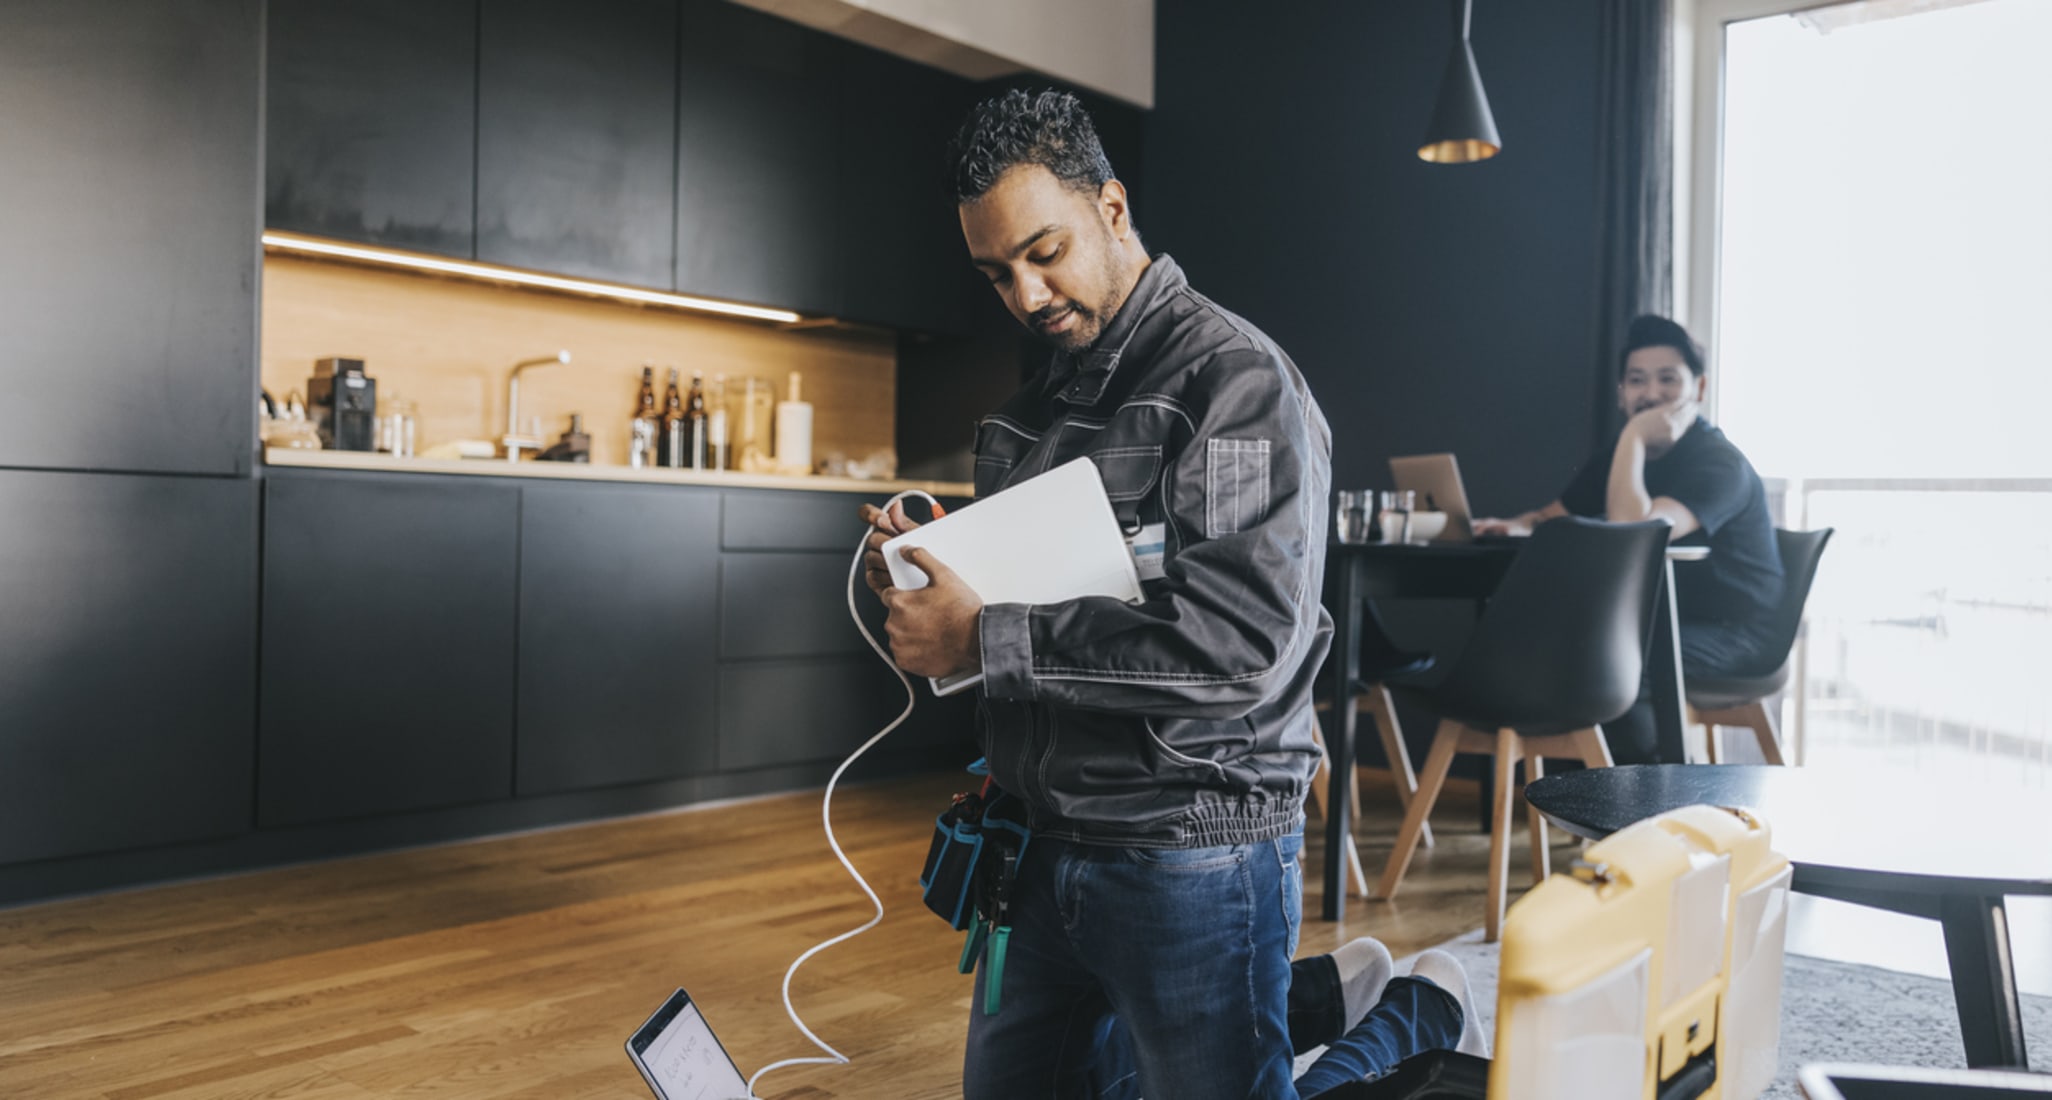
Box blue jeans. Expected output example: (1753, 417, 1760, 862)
(962, 825, 1305, 1100)
(1287, 962, 1467, 1096)
(1086, 951, 1466, 1097)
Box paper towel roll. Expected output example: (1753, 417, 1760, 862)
(775, 371, 813, 475)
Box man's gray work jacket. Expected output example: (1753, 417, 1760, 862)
(973, 254, 1334, 849)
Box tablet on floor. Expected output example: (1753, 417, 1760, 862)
(625, 988, 751, 1100)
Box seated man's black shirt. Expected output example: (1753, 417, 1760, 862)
(1560, 418, 1784, 627)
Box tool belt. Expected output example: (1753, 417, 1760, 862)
(918, 762, 1029, 1014)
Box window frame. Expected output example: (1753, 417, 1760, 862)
(1675, 0, 1852, 421)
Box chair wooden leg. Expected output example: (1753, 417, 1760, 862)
(1306, 725, 1374, 897)
(1525, 752, 1550, 885)
(1485, 727, 1520, 943)
(1691, 703, 1723, 764)
(1375, 719, 1461, 901)
(1576, 727, 1616, 770)
(1366, 686, 1433, 848)
(1746, 699, 1786, 765)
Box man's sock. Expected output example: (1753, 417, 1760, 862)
(1333, 936, 1395, 1035)
(1406, 949, 1491, 1057)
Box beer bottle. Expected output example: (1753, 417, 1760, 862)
(658, 367, 686, 468)
(629, 365, 659, 468)
(686, 371, 710, 470)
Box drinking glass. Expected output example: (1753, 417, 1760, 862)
(1379, 490, 1416, 545)
(1336, 490, 1373, 543)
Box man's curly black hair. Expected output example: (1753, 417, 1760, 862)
(945, 89, 1117, 205)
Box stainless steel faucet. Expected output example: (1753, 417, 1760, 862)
(504, 350, 571, 461)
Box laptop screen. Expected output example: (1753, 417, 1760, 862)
(626, 989, 751, 1100)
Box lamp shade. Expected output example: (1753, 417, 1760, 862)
(1418, 0, 1502, 163)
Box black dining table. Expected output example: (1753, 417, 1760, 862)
(1319, 539, 1701, 921)
(1526, 763, 2052, 1070)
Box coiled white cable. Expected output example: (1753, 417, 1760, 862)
(744, 489, 941, 1099)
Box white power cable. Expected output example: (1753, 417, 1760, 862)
(744, 490, 942, 1100)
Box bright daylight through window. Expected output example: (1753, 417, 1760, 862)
(1707, 0, 2052, 792)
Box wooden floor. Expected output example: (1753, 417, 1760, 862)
(0, 770, 1522, 1099)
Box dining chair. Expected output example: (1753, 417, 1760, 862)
(1374, 517, 1671, 942)
(1689, 527, 1834, 766)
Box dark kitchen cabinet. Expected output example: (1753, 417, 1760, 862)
(266, 0, 478, 257)
(0, 471, 258, 865)
(0, 0, 259, 476)
(515, 483, 721, 795)
(720, 552, 877, 660)
(716, 487, 973, 765)
(833, 43, 978, 334)
(718, 659, 904, 769)
(673, 0, 842, 316)
(259, 471, 519, 826)
(476, 0, 677, 288)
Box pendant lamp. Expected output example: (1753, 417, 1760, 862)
(1418, 0, 1502, 163)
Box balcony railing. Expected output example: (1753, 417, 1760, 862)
(1768, 478, 2052, 793)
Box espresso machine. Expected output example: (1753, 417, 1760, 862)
(308, 357, 377, 451)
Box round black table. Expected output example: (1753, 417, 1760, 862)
(1526, 764, 2052, 1070)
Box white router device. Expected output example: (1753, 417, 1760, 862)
(881, 456, 1145, 696)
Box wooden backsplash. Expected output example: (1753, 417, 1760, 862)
(260, 254, 897, 467)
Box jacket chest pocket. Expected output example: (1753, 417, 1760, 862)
(1089, 445, 1164, 529)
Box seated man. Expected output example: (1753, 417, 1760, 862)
(1089, 937, 1491, 1099)
(1475, 314, 1784, 764)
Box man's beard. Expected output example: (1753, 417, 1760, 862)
(1028, 240, 1127, 353)
(1029, 301, 1099, 352)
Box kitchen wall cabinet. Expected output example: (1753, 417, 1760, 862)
(516, 483, 721, 795)
(0, 0, 260, 476)
(833, 42, 980, 335)
(0, 471, 258, 864)
(260, 0, 988, 331)
(266, 0, 478, 258)
(673, 0, 842, 316)
(476, 0, 678, 288)
(259, 471, 520, 826)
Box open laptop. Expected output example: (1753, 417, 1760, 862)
(1388, 453, 1478, 542)
(626, 988, 751, 1100)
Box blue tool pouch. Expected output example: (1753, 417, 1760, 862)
(919, 797, 986, 931)
(919, 765, 1029, 933)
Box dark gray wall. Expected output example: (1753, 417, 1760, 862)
(1145, 0, 1606, 516)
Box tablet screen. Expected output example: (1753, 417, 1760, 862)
(627, 989, 750, 1100)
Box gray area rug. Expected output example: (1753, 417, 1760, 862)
(1399, 931, 2050, 1096)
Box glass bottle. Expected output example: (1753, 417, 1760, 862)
(706, 373, 730, 470)
(629, 365, 659, 468)
(657, 367, 685, 468)
(686, 371, 709, 470)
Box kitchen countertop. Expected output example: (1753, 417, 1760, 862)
(265, 447, 976, 498)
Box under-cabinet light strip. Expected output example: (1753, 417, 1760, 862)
(261, 232, 804, 325)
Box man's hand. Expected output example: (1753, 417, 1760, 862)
(1624, 396, 1697, 457)
(858, 500, 926, 598)
(882, 545, 983, 679)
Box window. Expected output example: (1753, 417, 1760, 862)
(1686, 0, 2052, 792)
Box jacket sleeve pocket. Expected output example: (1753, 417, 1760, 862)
(1204, 438, 1271, 538)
